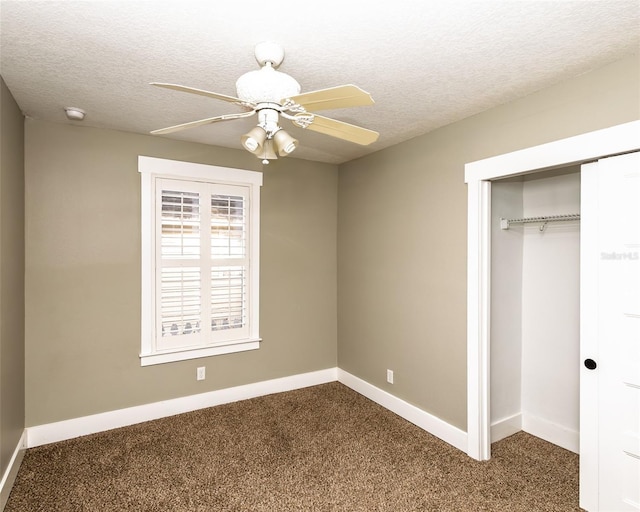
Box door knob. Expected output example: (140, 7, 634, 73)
(584, 358, 597, 370)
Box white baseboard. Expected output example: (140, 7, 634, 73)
(0, 429, 27, 511)
(491, 413, 522, 443)
(337, 369, 467, 453)
(25, 367, 468, 459)
(26, 368, 338, 448)
(522, 412, 579, 454)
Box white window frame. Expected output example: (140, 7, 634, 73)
(139, 156, 262, 366)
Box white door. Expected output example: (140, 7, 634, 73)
(581, 152, 640, 512)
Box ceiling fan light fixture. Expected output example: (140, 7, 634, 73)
(260, 139, 278, 165)
(241, 126, 267, 154)
(273, 129, 298, 156)
(150, 43, 379, 157)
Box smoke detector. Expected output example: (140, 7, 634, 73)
(64, 107, 86, 121)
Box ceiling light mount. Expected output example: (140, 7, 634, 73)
(253, 41, 285, 68)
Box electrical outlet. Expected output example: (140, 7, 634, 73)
(196, 367, 206, 381)
(386, 369, 394, 384)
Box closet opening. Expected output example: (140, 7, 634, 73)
(490, 166, 581, 453)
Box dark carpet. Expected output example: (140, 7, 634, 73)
(6, 382, 580, 511)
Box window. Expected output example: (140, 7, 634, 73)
(139, 156, 262, 366)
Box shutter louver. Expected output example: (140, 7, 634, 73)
(161, 190, 200, 259)
(211, 194, 246, 259)
(160, 267, 201, 337)
(211, 266, 246, 331)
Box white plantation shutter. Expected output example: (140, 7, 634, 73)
(139, 157, 261, 366)
(208, 189, 250, 341)
(157, 187, 202, 349)
(154, 178, 251, 351)
(210, 191, 248, 340)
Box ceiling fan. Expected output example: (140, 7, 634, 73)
(150, 42, 379, 164)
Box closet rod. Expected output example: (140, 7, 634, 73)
(500, 213, 580, 231)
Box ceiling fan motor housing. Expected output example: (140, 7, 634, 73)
(236, 65, 301, 104)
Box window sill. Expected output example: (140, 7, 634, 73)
(140, 338, 261, 366)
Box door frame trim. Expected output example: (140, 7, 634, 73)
(464, 120, 640, 462)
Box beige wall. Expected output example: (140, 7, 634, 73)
(338, 54, 640, 430)
(17, 52, 640, 433)
(24, 121, 338, 426)
(0, 76, 26, 474)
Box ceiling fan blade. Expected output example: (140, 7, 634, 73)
(151, 110, 256, 135)
(150, 82, 252, 107)
(294, 113, 379, 145)
(284, 85, 374, 112)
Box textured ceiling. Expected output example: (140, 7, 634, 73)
(1, 0, 638, 164)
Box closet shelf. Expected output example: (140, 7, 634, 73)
(500, 213, 581, 231)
